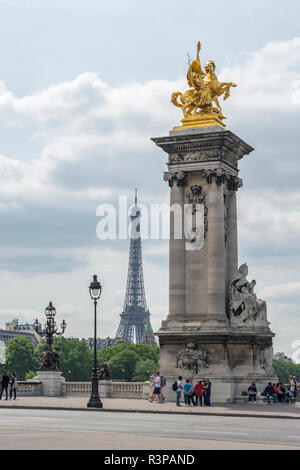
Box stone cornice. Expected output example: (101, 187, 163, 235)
(151, 129, 254, 167)
(157, 333, 275, 345)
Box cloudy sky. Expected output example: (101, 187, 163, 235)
(0, 0, 299, 357)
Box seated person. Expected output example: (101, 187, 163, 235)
(248, 383, 257, 403)
(274, 383, 284, 402)
(264, 383, 278, 403)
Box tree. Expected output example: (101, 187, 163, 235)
(97, 343, 160, 381)
(272, 360, 300, 383)
(109, 350, 139, 381)
(132, 359, 158, 382)
(52, 337, 93, 382)
(25, 370, 36, 381)
(6, 336, 38, 380)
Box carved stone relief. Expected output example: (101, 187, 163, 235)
(176, 343, 209, 374)
(184, 185, 208, 251)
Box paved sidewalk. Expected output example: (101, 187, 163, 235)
(1, 396, 300, 419)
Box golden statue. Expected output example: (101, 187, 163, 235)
(171, 41, 236, 129)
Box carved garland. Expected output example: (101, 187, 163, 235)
(185, 184, 208, 242)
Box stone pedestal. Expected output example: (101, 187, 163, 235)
(98, 380, 113, 398)
(151, 126, 277, 403)
(34, 371, 66, 397)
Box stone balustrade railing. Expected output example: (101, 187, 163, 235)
(16, 381, 42, 396)
(64, 381, 150, 399)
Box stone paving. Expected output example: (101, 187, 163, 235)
(1, 396, 300, 419)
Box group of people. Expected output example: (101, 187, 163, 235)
(248, 376, 298, 404)
(0, 371, 18, 400)
(175, 377, 212, 407)
(149, 373, 212, 407)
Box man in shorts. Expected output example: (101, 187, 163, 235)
(149, 372, 161, 402)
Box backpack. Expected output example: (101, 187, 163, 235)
(161, 376, 166, 387)
(172, 381, 177, 392)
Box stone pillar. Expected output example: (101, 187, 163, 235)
(168, 180, 186, 323)
(207, 179, 226, 320)
(226, 190, 238, 287)
(151, 127, 277, 403)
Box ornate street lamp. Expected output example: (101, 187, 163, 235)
(87, 275, 103, 408)
(34, 301, 66, 347)
(34, 301, 67, 371)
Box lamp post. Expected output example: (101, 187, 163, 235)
(87, 274, 103, 408)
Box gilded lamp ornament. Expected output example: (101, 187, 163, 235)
(171, 41, 236, 129)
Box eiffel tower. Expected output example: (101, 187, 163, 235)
(115, 190, 152, 344)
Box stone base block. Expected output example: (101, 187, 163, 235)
(161, 374, 278, 404)
(34, 371, 66, 397)
(98, 380, 113, 398)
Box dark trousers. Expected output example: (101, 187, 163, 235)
(10, 389, 16, 400)
(184, 395, 192, 405)
(0, 387, 8, 400)
(249, 393, 256, 402)
(195, 395, 203, 406)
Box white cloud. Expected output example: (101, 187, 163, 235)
(222, 37, 300, 110)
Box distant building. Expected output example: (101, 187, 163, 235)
(273, 352, 293, 362)
(0, 318, 42, 348)
(83, 336, 125, 351)
(141, 314, 157, 346)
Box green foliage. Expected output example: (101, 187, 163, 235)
(272, 359, 299, 383)
(6, 336, 38, 380)
(98, 344, 159, 382)
(51, 337, 93, 382)
(132, 359, 158, 382)
(25, 370, 36, 381)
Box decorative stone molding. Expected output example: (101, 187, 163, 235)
(201, 169, 243, 190)
(169, 149, 239, 168)
(152, 130, 254, 171)
(164, 171, 187, 187)
(186, 185, 205, 214)
(227, 175, 243, 191)
(185, 185, 208, 247)
(176, 343, 209, 374)
(257, 345, 274, 376)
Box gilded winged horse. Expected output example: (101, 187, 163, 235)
(171, 42, 237, 121)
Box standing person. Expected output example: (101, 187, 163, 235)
(293, 376, 297, 402)
(149, 373, 157, 402)
(0, 371, 10, 400)
(183, 379, 193, 406)
(160, 374, 166, 402)
(204, 379, 212, 406)
(248, 383, 257, 403)
(189, 377, 196, 406)
(149, 371, 161, 402)
(175, 376, 183, 406)
(288, 377, 296, 404)
(9, 373, 17, 400)
(194, 380, 205, 406)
